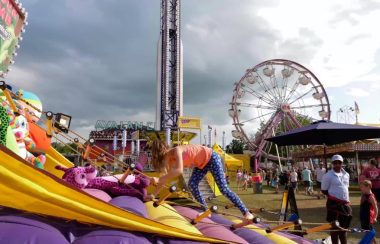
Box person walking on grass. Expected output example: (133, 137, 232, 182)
(149, 140, 254, 221)
(321, 155, 351, 244)
(236, 168, 243, 191)
(261, 169, 266, 187)
(266, 168, 272, 187)
(240, 170, 249, 191)
(272, 168, 279, 194)
(302, 166, 312, 195)
(290, 168, 298, 193)
(315, 163, 326, 199)
(360, 180, 378, 244)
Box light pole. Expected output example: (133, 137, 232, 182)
(207, 125, 212, 147)
(336, 105, 355, 124)
(222, 131, 226, 150)
(113, 133, 117, 162)
(122, 129, 127, 160)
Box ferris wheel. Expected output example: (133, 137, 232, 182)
(229, 59, 330, 171)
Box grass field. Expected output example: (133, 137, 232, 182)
(206, 181, 378, 243)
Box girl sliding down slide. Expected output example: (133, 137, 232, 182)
(148, 140, 254, 221)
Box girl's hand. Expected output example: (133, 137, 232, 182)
(144, 194, 155, 202)
(151, 177, 159, 186)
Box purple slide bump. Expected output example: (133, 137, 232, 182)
(210, 212, 275, 244)
(173, 205, 249, 244)
(109, 196, 148, 217)
(0, 215, 69, 244)
(255, 223, 314, 244)
(156, 237, 207, 244)
(73, 230, 151, 244)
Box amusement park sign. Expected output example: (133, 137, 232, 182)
(95, 120, 155, 131)
(177, 116, 201, 129)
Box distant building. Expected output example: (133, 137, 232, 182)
(89, 127, 148, 162)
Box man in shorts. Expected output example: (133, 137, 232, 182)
(302, 166, 312, 195)
(322, 155, 351, 244)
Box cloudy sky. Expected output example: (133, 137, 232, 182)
(7, 0, 380, 146)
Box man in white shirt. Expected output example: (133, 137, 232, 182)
(321, 155, 351, 244)
(302, 167, 312, 195)
(315, 163, 326, 199)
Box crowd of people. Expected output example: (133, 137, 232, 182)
(258, 161, 358, 197)
(235, 169, 255, 191)
(234, 156, 379, 244)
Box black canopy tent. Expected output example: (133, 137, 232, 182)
(266, 120, 380, 169)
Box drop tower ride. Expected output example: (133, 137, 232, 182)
(155, 0, 183, 145)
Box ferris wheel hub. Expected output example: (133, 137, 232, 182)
(280, 103, 291, 113)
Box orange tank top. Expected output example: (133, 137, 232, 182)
(180, 145, 213, 169)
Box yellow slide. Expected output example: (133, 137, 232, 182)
(145, 202, 202, 235)
(0, 145, 226, 243)
(44, 146, 74, 177)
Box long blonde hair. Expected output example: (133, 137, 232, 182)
(151, 140, 169, 172)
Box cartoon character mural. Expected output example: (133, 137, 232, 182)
(12, 113, 45, 168)
(0, 94, 46, 168)
(15, 89, 51, 154)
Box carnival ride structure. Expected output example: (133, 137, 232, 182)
(229, 59, 331, 171)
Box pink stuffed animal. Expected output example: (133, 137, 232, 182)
(56, 163, 150, 201)
(55, 164, 97, 189)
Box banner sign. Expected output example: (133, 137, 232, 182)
(95, 120, 155, 131)
(177, 116, 201, 129)
(0, 0, 26, 75)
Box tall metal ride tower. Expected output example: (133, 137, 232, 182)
(155, 0, 184, 142)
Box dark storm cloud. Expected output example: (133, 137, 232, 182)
(181, 0, 282, 125)
(4, 1, 264, 131)
(9, 0, 160, 128)
(6, 0, 300, 137)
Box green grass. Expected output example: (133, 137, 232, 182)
(208, 181, 378, 243)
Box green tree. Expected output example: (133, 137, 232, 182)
(228, 139, 246, 154)
(52, 142, 78, 154)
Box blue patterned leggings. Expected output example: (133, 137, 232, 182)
(188, 152, 249, 214)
